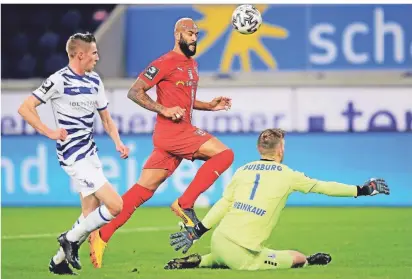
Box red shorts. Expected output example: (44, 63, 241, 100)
(143, 126, 213, 176)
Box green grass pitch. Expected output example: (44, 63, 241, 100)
(2, 207, 411, 279)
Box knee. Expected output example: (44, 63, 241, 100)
(136, 169, 170, 192)
(82, 207, 95, 217)
(81, 196, 100, 217)
(225, 149, 234, 163)
(82, 202, 99, 216)
(215, 148, 234, 163)
(137, 176, 166, 192)
(219, 148, 234, 167)
(108, 196, 123, 217)
(137, 181, 160, 192)
(290, 251, 307, 268)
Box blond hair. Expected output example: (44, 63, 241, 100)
(65, 32, 96, 59)
(257, 128, 286, 151)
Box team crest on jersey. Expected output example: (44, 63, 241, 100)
(39, 79, 55, 94)
(195, 128, 206, 136)
(144, 66, 159, 80)
(176, 80, 197, 87)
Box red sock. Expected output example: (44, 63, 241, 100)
(99, 184, 154, 242)
(179, 149, 234, 209)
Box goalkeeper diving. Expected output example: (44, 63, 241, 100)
(165, 128, 390, 271)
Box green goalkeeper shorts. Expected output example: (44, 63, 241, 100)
(208, 230, 294, 270)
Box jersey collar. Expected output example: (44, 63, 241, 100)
(170, 50, 192, 61)
(67, 66, 86, 77)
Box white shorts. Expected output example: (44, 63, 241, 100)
(62, 154, 108, 197)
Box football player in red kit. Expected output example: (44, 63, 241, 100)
(89, 18, 234, 268)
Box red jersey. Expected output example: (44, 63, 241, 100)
(138, 51, 199, 131)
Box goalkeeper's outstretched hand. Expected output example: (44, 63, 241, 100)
(170, 222, 209, 254)
(170, 223, 201, 254)
(357, 178, 390, 196)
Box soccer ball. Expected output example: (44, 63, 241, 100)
(231, 5, 262, 35)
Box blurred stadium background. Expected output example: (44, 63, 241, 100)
(1, 4, 411, 209)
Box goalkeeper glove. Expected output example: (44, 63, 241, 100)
(170, 222, 209, 254)
(357, 178, 390, 196)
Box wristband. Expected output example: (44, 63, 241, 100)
(194, 222, 209, 237)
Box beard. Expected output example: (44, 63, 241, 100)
(179, 34, 197, 57)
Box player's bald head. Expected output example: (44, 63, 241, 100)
(257, 128, 285, 155)
(174, 17, 199, 57)
(174, 17, 198, 34)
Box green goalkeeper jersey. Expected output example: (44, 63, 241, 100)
(203, 160, 357, 252)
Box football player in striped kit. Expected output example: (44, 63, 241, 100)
(18, 32, 129, 275)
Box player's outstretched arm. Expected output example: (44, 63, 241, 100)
(127, 78, 186, 121)
(194, 96, 232, 111)
(292, 171, 390, 198)
(98, 109, 129, 159)
(18, 96, 67, 140)
(201, 197, 232, 229)
(311, 178, 390, 197)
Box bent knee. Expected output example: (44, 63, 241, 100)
(289, 251, 307, 268)
(215, 148, 234, 166)
(137, 169, 169, 191)
(108, 196, 123, 216)
(224, 148, 235, 162)
(137, 180, 162, 192)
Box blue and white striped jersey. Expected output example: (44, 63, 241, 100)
(32, 66, 108, 166)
